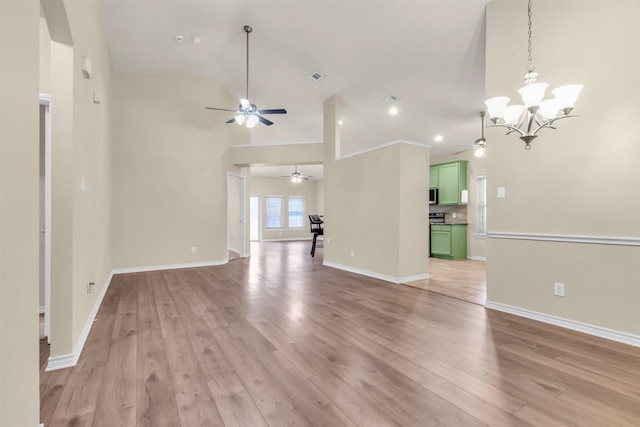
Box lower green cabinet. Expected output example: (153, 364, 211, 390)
(431, 224, 467, 259)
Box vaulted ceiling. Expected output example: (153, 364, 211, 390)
(101, 0, 488, 164)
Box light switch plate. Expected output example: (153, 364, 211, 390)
(497, 186, 506, 199)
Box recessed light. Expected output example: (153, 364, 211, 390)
(389, 106, 399, 115)
(192, 36, 201, 44)
(434, 134, 443, 142)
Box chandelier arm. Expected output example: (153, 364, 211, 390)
(486, 124, 527, 138)
(530, 115, 578, 136)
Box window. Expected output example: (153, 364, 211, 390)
(288, 197, 306, 228)
(477, 175, 487, 236)
(265, 196, 283, 228)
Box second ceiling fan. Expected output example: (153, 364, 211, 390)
(206, 25, 287, 127)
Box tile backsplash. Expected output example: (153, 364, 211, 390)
(429, 204, 468, 224)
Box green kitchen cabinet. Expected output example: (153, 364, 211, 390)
(429, 166, 438, 188)
(431, 224, 467, 259)
(430, 160, 467, 205)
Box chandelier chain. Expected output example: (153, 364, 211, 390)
(527, 0, 534, 73)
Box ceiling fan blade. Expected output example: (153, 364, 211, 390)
(239, 98, 252, 110)
(258, 108, 287, 115)
(226, 117, 237, 124)
(257, 115, 274, 126)
(206, 107, 238, 112)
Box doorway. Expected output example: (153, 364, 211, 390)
(227, 173, 246, 259)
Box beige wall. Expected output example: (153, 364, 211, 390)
(486, 1, 640, 336)
(39, 16, 52, 95)
(0, 1, 41, 425)
(323, 96, 430, 282)
(230, 142, 323, 166)
(431, 150, 487, 260)
(250, 176, 322, 241)
(111, 73, 246, 269)
(42, 0, 116, 361)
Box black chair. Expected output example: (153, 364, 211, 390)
(308, 214, 324, 257)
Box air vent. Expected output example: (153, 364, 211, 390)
(383, 95, 398, 104)
(308, 72, 324, 82)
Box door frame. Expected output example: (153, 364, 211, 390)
(227, 173, 246, 258)
(40, 93, 52, 342)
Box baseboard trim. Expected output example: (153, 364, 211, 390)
(46, 271, 114, 372)
(323, 261, 429, 284)
(261, 237, 313, 242)
(45, 352, 77, 372)
(485, 301, 640, 348)
(488, 232, 640, 246)
(112, 259, 227, 275)
(467, 256, 487, 261)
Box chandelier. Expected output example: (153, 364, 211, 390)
(484, 0, 583, 149)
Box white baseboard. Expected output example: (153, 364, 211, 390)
(467, 256, 487, 261)
(485, 301, 640, 348)
(112, 259, 227, 275)
(261, 237, 313, 242)
(323, 261, 429, 284)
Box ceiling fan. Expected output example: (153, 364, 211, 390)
(455, 111, 487, 158)
(205, 25, 287, 127)
(282, 165, 312, 183)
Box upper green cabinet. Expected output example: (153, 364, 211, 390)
(430, 160, 467, 205)
(429, 166, 439, 188)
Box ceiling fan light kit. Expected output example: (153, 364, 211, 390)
(285, 165, 311, 183)
(484, 0, 582, 149)
(205, 25, 287, 127)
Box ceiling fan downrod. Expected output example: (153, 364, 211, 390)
(244, 25, 252, 101)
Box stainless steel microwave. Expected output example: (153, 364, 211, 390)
(429, 187, 438, 205)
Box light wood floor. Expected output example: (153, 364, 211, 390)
(41, 241, 640, 426)
(406, 257, 487, 305)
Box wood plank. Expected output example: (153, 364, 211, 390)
(153, 272, 224, 426)
(46, 367, 105, 427)
(136, 271, 181, 427)
(207, 371, 270, 427)
(93, 331, 137, 426)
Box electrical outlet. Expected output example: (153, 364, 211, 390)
(87, 282, 95, 294)
(554, 282, 565, 297)
(191, 246, 197, 254)
(350, 249, 355, 257)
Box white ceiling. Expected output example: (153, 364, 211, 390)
(100, 0, 488, 176)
